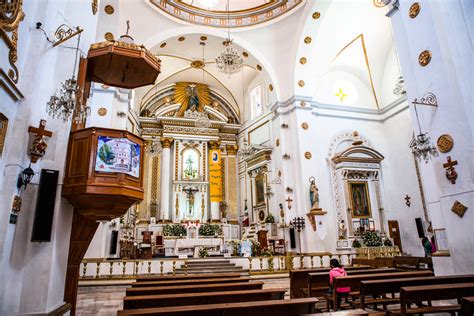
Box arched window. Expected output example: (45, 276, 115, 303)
(250, 85, 263, 119)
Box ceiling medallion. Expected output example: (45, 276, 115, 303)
(160, 42, 167, 48)
(104, 32, 114, 41)
(301, 122, 309, 130)
(242, 52, 249, 57)
(98, 107, 107, 116)
(409, 2, 421, 18)
(451, 200, 468, 218)
(191, 60, 205, 69)
(268, 84, 273, 92)
(300, 57, 307, 65)
(298, 80, 305, 87)
(304, 37, 312, 44)
(92, 0, 98, 15)
(305, 152, 312, 159)
(200, 36, 207, 41)
(178, 36, 186, 42)
(104, 5, 114, 15)
(312, 12, 321, 19)
(437, 134, 454, 153)
(418, 50, 432, 66)
(256, 64, 262, 71)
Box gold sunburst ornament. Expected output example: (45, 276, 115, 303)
(174, 82, 211, 117)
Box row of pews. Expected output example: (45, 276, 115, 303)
(290, 256, 474, 315)
(118, 272, 318, 315)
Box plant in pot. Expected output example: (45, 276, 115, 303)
(362, 231, 383, 247)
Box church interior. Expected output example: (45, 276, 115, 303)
(0, 0, 473, 315)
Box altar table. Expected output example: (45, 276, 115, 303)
(164, 238, 223, 256)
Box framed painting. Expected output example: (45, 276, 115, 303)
(433, 228, 449, 252)
(254, 173, 266, 206)
(348, 181, 372, 218)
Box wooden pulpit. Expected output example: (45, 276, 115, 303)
(258, 230, 268, 250)
(62, 127, 144, 314)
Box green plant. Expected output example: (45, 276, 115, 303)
(249, 238, 261, 256)
(264, 213, 275, 224)
(352, 238, 362, 248)
(198, 247, 209, 258)
(383, 238, 393, 247)
(261, 248, 273, 257)
(228, 239, 241, 256)
(362, 231, 383, 247)
(163, 224, 187, 237)
(199, 224, 222, 237)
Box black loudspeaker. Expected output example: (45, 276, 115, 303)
(289, 228, 296, 248)
(109, 230, 119, 255)
(415, 217, 425, 238)
(31, 169, 59, 242)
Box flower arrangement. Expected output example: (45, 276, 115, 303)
(261, 248, 273, 257)
(249, 238, 261, 256)
(352, 238, 362, 248)
(228, 239, 241, 256)
(163, 224, 186, 237)
(198, 247, 209, 258)
(198, 224, 222, 237)
(362, 231, 383, 247)
(383, 238, 393, 247)
(264, 213, 276, 224)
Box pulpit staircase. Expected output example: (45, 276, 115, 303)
(176, 259, 249, 275)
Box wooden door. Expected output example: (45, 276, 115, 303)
(388, 220, 403, 253)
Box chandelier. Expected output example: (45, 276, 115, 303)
(215, 0, 244, 77)
(237, 138, 255, 160)
(393, 75, 406, 96)
(46, 34, 91, 123)
(410, 92, 439, 163)
(145, 137, 163, 157)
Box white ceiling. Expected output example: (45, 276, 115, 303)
(181, 0, 271, 11)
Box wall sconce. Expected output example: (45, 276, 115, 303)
(17, 165, 35, 191)
(283, 154, 290, 160)
(286, 187, 293, 193)
(281, 123, 289, 129)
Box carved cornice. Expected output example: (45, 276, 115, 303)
(1, 0, 25, 84)
(160, 137, 174, 148)
(208, 141, 221, 150)
(226, 145, 238, 156)
(162, 125, 219, 136)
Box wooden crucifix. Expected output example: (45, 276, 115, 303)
(28, 119, 53, 163)
(404, 194, 411, 207)
(442, 156, 458, 184)
(286, 196, 293, 210)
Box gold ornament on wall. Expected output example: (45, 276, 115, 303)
(200, 36, 207, 41)
(242, 52, 249, 57)
(451, 200, 468, 218)
(268, 84, 273, 92)
(160, 42, 167, 48)
(256, 64, 262, 71)
(312, 12, 321, 19)
(104, 32, 114, 41)
(178, 36, 185, 42)
(437, 134, 454, 153)
(300, 101, 306, 107)
(301, 122, 309, 130)
(298, 80, 305, 87)
(305, 152, 312, 159)
(98, 107, 107, 116)
(276, 139, 280, 147)
(409, 2, 421, 18)
(92, 0, 99, 15)
(300, 57, 307, 65)
(418, 50, 432, 66)
(304, 36, 312, 44)
(104, 5, 114, 14)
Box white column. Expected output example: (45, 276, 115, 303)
(160, 138, 173, 221)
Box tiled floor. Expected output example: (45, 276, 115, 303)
(76, 277, 290, 315)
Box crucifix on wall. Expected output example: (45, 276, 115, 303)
(286, 196, 293, 210)
(28, 119, 53, 163)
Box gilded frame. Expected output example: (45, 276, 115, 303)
(348, 181, 372, 218)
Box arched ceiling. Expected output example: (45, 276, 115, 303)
(148, 0, 304, 29)
(136, 33, 273, 119)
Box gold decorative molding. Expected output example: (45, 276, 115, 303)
(0, 113, 8, 155)
(304, 36, 312, 44)
(437, 134, 454, 153)
(312, 12, 321, 19)
(299, 57, 307, 65)
(92, 0, 98, 15)
(0, 0, 25, 84)
(226, 145, 238, 156)
(298, 80, 305, 87)
(304, 152, 312, 159)
(0, 68, 23, 101)
(208, 141, 220, 150)
(418, 50, 432, 66)
(160, 42, 167, 48)
(409, 2, 421, 18)
(97, 107, 107, 116)
(104, 5, 114, 14)
(161, 137, 173, 148)
(301, 122, 309, 130)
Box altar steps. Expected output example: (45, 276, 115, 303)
(175, 260, 249, 275)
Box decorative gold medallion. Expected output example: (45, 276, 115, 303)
(12, 195, 22, 213)
(305, 152, 312, 159)
(304, 37, 312, 44)
(92, 0, 98, 15)
(101, 84, 109, 89)
(98, 107, 107, 116)
(437, 134, 454, 153)
(104, 5, 114, 14)
(300, 57, 307, 65)
(191, 60, 204, 69)
(276, 139, 280, 147)
(178, 36, 186, 42)
(104, 32, 114, 41)
(278, 170, 282, 177)
(242, 52, 249, 57)
(268, 84, 273, 91)
(256, 64, 262, 71)
(302, 122, 309, 130)
(418, 50, 432, 66)
(312, 12, 321, 19)
(300, 101, 306, 107)
(451, 200, 468, 218)
(200, 36, 207, 41)
(409, 2, 421, 18)
(160, 42, 167, 48)
(298, 80, 305, 87)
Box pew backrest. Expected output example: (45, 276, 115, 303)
(132, 276, 252, 287)
(126, 281, 264, 296)
(136, 272, 241, 282)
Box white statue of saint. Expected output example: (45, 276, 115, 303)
(309, 177, 319, 209)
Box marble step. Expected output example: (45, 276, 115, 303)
(175, 268, 249, 275)
(185, 259, 231, 264)
(179, 266, 240, 272)
(185, 263, 237, 268)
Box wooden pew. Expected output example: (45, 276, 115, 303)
(123, 288, 286, 309)
(360, 274, 474, 310)
(351, 258, 395, 268)
(393, 256, 433, 270)
(306, 268, 398, 298)
(290, 266, 371, 298)
(461, 296, 474, 316)
(328, 270, 434, 311)
(136, 272, 241, 282)
(131, 276, 253, 288)
(126, 281, 264, 296)
(117, 298, 319, 315)
(394, 283, 474, 315)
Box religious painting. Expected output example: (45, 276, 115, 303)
(181, 148, 200, 180)
(255, 173, 265, 206)
(434, 228, 449, 252)
(348, 181, 372, 218)
(95, 136, 140, 177)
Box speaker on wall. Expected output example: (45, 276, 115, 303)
(109, 230, 118, 255)
(415, 217, 425, 238)
(31, 169, 59, 242)
(289, 228, 296, 249)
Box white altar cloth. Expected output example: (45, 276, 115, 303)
(164, 238, 223, 256)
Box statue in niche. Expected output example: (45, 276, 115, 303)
(309, 177, 319, 209)
(185, 83, 199, 111)
(338, 220, 347, 240)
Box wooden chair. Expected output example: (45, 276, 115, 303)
(153, 235, 164, 256)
